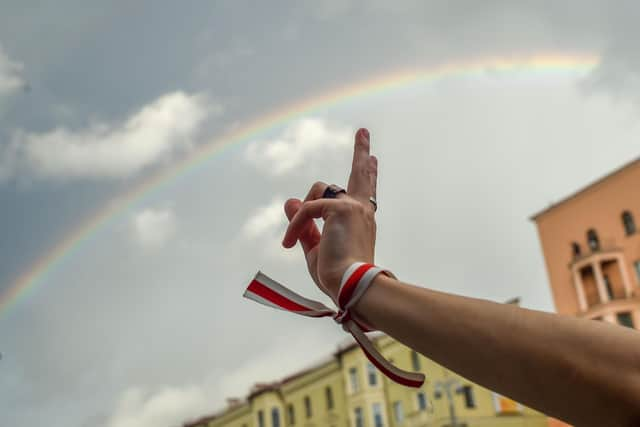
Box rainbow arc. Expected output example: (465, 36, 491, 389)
(0, 53, 600, 319)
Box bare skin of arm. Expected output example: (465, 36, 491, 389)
(355, 273, 640, 427)
(281, 128, 640, 427)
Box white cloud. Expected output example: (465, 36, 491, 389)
(132, 207, 177, 250)
(214, 333, 343, 405)
(239, 197, 304, 263)
(3, 92, 213, 180)
(245, 118, 351, 176)
(104, 334, 341, 427)
(0, 43, 25, 96)
(106, 386, 210, 427)
(241, 197, 286, 239)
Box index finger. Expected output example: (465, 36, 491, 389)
(284, 198, 321, 254)
(347, 128, 371, 201)
(282, 199, 340, 248)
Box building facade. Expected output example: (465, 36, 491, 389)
(532, 157, 640, 327)
(184, 335, 546, 427)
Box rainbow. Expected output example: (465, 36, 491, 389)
(0, 52, 600, 319)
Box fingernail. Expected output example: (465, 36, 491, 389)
(360, 128, 370, 142)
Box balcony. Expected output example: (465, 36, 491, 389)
(569, 244, 634, 313)
(568, 238, 622, 270)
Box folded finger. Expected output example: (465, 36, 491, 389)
(284, 198, 321, 253)
(282, 199, 339, 248)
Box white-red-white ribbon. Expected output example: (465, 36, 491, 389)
(243, 262, 425, 388)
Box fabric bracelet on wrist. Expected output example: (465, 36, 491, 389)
(243, 262, 426, 388)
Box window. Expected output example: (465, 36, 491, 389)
(257, 410, 265, 427)
(393, 401, 404, 424)
(623, 211, 636, 236)
(325, 386, 334, 410)
(287, 404, 295, 425)
(635, 261, 640, 282)
(271, 407, 280, 427)
(354, 407, 364, 427)
(349, 367, 360, 393)
(572, 242, 581, 257)
(417, 391, 428, 411)
(587, 229, 600, 251)
(411, 350, 421, 371)
(372, 403, 384, 427)
(617, 312, 634, 328)
(304, 396, 312, 418)
(459, 385, 476, 408)
(367, 362, 378, 386)
(493, 393, 522, 413)
(604, 274, 614, 299)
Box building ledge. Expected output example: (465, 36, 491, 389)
(577, 296, 640, 319)
(568, 247, 622, 270)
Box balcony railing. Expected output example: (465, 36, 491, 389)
(568, 239, 621, 268)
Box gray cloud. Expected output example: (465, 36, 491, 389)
(2, 92, 215, 181)
(245, 118, 351, 176)
(0, 43, 25, 96)
(106, 386, 209, 427)
(132, 207, 177, 250)
(241, 197, 286, 240)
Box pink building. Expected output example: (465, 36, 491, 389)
(532, 157, 640, 326)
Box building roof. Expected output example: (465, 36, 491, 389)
(529, 156, 640, 221)
(183, 413, 217, 427)
(247, 381, 281, 399)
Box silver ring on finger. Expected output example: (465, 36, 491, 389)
(369, 196, 378, 212)
(322, 184, 347, 199)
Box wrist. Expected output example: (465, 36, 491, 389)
(323, 260, 369, 304)
(351, 268, 397, 329)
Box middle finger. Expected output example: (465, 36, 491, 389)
(347, 128, 372, 202)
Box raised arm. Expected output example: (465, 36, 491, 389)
(354, 272, 640, 427)
(281, 128, 640, 427)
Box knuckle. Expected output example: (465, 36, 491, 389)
(334, 199, 351, 214)
(340, 198, 366, 216)
(354, 201, 367, 215)
(365, 208, 376, 223)
(312, 181, 325, 192)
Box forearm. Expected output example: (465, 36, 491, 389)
(354, 274, 640, 426)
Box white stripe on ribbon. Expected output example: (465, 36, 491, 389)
(243, 263, 425, 388)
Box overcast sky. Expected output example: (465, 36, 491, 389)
(2, 1, 640, 426)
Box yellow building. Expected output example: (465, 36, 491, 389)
(184, 334, 547, 427)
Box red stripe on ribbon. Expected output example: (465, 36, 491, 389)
(244, 265, 425, 389)
(247, 279, 312, 312)
(338, 263, 373, 309)
(352, 330, 424, 388)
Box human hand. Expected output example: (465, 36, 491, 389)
(282, 128, 378, 302)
